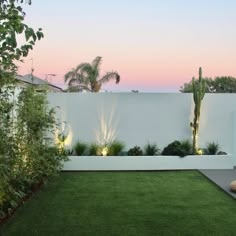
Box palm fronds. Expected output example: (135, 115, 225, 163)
(99, 71, 120, 84)
(64, 57, 120, 92)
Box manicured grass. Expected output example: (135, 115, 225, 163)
(1, 171, 236, 236)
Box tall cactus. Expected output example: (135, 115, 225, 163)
(190, 67, 206, 154)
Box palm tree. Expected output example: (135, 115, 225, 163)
(64, 56, 120, 92)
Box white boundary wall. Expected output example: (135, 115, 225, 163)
(48, 93, 236, 165)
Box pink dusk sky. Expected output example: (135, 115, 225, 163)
(17, 0, 236, 92)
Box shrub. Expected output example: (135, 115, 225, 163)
(88, 141, 125, 156)
(205, 142, 220, 155)
(65, 149, 73, 155)
(162, 141, 181, 156)
(128, 146, 143, 156)
(162, 140, 193, 157)
(144, 142, 160, 156)
(179, 140, 193, 156)
(108, 141, 125, 156)
(74, 141, 87, 155)
(217, 151, 227, 155)
(0, 86, 67, 219)
(89, 143, 100, 156)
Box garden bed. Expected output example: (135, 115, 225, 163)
(62, 155, 233, 171)
(0, 179, 45, 225)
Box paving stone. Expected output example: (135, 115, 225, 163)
(199, 169, 236, 199)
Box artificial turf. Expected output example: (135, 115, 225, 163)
(1, 171, 236, 236)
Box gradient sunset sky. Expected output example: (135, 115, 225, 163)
(17, 0, 236, 92)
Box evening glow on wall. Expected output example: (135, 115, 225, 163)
(17, 0, 236, 92)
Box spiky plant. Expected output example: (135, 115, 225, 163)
(89, 143, 100, 156)
(108, 141, 125, 156)
(190, 67, 206, 154)
(144, 142, 160, 156)
(206, 142, 220, 155)
(74, 141, 87, 156)
(127, 146, 143, 156)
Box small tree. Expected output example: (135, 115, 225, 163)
(16, 86, 67, 182)
(0, 0, 43, 217)
(64, 56, 120, 92)
(190, 67, 206, 154)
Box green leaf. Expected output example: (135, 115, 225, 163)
(25, 28, 31, 41)
(36, 31, 44, 40)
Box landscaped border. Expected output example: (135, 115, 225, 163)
(62, 155, 233, 171)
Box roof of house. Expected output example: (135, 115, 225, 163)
(16, 74, 63, 91)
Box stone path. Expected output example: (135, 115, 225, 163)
(199, 169, 236, 199)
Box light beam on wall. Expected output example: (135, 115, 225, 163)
(95, 106, 118, 149)
(56, 121, 73, 148)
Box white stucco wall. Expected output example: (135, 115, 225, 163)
(48, 93, 236, 164)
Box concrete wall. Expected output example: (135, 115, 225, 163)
(48, 93, 236, 164)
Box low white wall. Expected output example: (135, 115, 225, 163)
(48, 93, 236, 165)
(63, 155, 234, 171)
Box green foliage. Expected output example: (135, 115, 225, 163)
(180, 77, 212, 93)
(180, 76, 236, 93)
(16, 85, 67, 178)
(217, 151, 227, 155)
(205, 142, 220, 155)
(144, 142, 160, 156)
(162, 140, 193, 157)
(0, 0, 44, 73)
(190, 67, 206, 154)
(179, 140, 193, 157)
(162, 141, 181, 156)
(0, 86, 67, 219)
(213, 76, 236, 93)
(64, 56, 120, 92)
(0, 0, 51, 219)
(89, 143, 100, 156)
(127, 146, 143, 156)
(74, 141, 87, 156)
(88, 141, 125, 156)
(108, 140, 125, 156)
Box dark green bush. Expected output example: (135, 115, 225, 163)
(74, 141, 87, 155)
(162, 141, 181, 156)
(128, 146, 143, 156)
(144, 142, 160, 156)
(205, 142, 220, 155)
(162, 140, 193, 157)
(108, 141, 125, 156)
(179, 140, 193, 156)
(89, 143, 99, 156)
(217, 151, 227, 155)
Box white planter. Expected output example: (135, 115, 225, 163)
(62, 155, 234, 171)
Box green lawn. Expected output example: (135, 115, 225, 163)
(1, 171, 236, 236)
